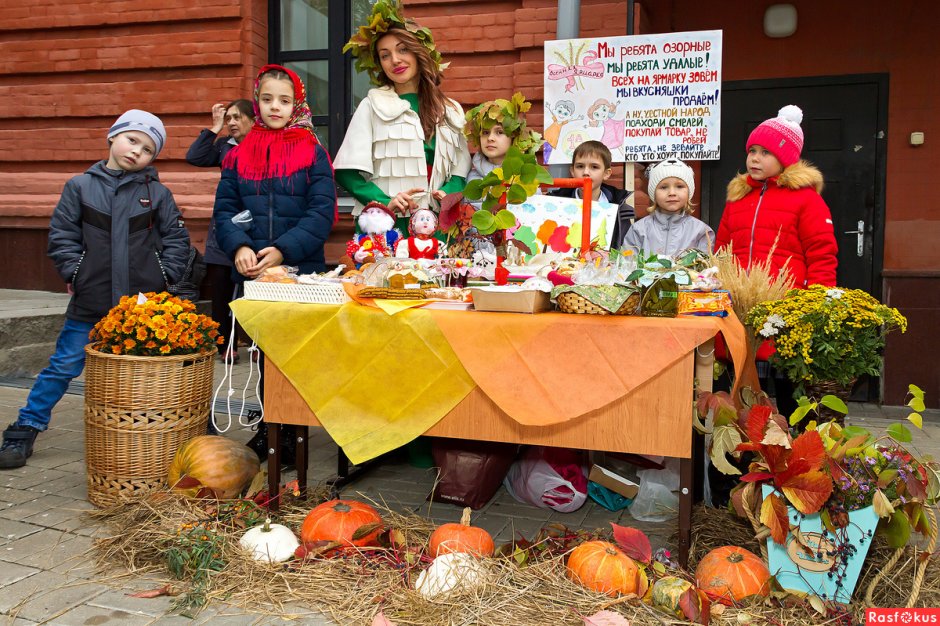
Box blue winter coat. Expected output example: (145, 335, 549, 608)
(213, 143, 336, 280)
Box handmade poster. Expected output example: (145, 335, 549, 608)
(509, 195, 620, 261)
(543, 30, 722, 164)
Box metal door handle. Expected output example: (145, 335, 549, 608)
(843, 220, 864, 257)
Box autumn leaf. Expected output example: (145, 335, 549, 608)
(745, 405, 773, 444)
(372, 611, 398, 626)
(352, 522, 383, 541)
(127, 584, 177, 598)
(789, 430, 827, 470)
(873, 488, 895, 518)
(172, 475, 201, 490)
(760, 420, 791, 448)
(760, 492, 790, 545)
(740, 471, 774, 483)
(609, 523, 651, 563)
(905, 474, 928, 501)
(678, 587, 711, 625)
(781, 470, 832, 514)
(582, 610, 632, 625)
(876, 468, 898, 489)
(711, 425, 743, 476)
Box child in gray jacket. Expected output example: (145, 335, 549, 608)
(0, 110, 189, 470)
(621, 158, 714, 256)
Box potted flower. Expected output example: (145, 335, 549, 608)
(700, 385, 939, 604)
(84, 291, 222, 507)
(744, 285, 907, 420)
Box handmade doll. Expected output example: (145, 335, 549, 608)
(396, 208, 442, 259)
(345, 201, 401, 266)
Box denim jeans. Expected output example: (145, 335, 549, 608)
(17, 318, 94, 431)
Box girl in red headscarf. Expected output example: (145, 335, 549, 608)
(214, 65, 337, 283)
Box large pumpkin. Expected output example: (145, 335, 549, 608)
(429, 507, 495, 558)
(300, 499, 384, 549)
(567, 541, 646, 597)
(695, 545, 771, 605)
(168, 435, 260, 499)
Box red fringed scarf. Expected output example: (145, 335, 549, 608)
(222, 64, 319, 181)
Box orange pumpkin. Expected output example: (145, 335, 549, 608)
(300, 499, 384, 549)
(168, 435, 260, 499)
(567, 541, 646, 597)
(695, 545, 771, 605)
(429, 507, 495, 557)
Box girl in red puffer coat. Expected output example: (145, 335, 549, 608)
(715, 105, 838, 289)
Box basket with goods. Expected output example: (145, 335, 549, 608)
(552, 284, 641, 315)
(83, 291, 221, 507)
(242, 265, 351, 305)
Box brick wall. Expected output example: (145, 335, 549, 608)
(0, 0, 266, 290)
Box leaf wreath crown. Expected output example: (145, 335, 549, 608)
(343, 0, 448, 86)
(465, 92, 542, 155)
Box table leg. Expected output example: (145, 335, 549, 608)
(678, 456, 694, 569)
(267, 423, 281, 512)
(295, 425, 309, 492)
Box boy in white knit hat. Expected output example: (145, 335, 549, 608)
(621, 157, 714, 256)
(0, 109, 190, 469)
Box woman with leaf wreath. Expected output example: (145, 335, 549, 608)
(335, 0, 471, 236)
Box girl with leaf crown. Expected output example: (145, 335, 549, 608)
(464, 93, 542, 185)
(335, 0, 471, 234)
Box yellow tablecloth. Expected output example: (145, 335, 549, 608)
(230, 301, 474, 464)
(231, 300, 754, 464)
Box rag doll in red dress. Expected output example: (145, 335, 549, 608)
(395, 208, 441, 260)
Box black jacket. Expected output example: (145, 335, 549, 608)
(548, 183, 635, 249)
(47, 161, 190, 323)
(186, 129, 238, 265)
(214, 143, 336, 281)
(185, 129, 237, 168)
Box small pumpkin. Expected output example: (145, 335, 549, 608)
(414, 552, 485, 600)
(300, 499, 384, 549)
(651, 576, 694, 618)
(429, 507, 495, 558)
(695, 545, 771, 605)
(567, 540, 646, 597)
(239, 518, 299, 563)
(168, 435, 260, 499)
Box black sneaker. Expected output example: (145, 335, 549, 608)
(0, 424, 40, 470)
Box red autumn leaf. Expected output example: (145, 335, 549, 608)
(760, 491, 790, 545)
(745, 405, 773, 443)
(905, 474, 928, 501)
(172, 475, 201, 489)
(776, 457, 812, 487)
(781, 470, 833, 514)
(735, 442, 762, 453)
(548, 226, 572, 252)
(761, 444, 788, 475)
(582, 610, 632, 625)
(678, 586, 710, 625)
(294, 540, 342, 559)
(790, 430, 827, 471)
(740, 472, 774, 483)
(610, 523, 652, 564)
(826, 458, 846, 482)
(127, 584, 177, 598)
(495, 256, 510, 286)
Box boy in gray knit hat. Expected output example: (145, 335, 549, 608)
(0, 109, 189, 469)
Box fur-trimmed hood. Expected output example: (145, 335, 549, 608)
(726, 160, 824, 202)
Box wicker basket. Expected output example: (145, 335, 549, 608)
(555, 291, 641, 316)
(243, 280, 350, 304)
(83, 346, 215, 507)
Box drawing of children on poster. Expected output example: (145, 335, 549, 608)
(543, 100, 583, 162)
(587, 98, 626, 160)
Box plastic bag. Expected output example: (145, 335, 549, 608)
(628, 457, 680, 522)
(231, 209, 253, 231)
(503, 447, 588, 513)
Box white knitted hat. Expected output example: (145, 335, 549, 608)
(647, 158, 695, 199)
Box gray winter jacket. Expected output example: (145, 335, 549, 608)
(47, 161, 190, 323)
(621, 209, 714, 257)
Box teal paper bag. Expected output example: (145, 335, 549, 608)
(762, 485, 878, 604)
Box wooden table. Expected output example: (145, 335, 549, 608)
(257, 306, 718, 567)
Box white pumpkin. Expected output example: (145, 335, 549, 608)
(414, 552, 485, 600)
(239, 518, 299, 563)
